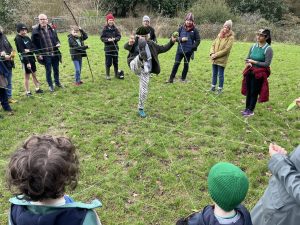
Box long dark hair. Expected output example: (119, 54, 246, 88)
(262, 29, 271, 45)
(7, 135, 79, 202)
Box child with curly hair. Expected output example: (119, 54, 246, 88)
(7, 135, 102, 225)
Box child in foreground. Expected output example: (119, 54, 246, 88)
(176, 162, 252, 225)
(7, 134, 102, 225)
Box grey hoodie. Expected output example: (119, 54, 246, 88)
(251, 145, 300, 225)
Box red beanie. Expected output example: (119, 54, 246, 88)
(106, 13, 114, 21)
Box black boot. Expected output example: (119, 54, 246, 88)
(114, 66, 119, 78)
(106, 67, 111, 80)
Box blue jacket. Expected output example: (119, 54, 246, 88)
(177, 25, 200, 53)
(9, 196, 102, 225)
(176, 205, 252, 225)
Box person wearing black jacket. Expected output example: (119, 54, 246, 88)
(124, 27, 176, 118)
(142, 15, 157, 43)
(0, 62, 12, 115)
(100, 13, 122, 80)
(0, 26, 17, 103)
(14, 23, 43, 96)
(167, 13, 201, 83)
(68, 26, 88, 86)
(31, 14, 62, 92)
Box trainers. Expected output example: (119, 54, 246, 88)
(217, 88, 223, 95)
(56, 83, 64, 88)
(35, 89, 44, 94)
(49, 86, 54, 92)
(240, 109, 247, 114)
(243, 109, 254, 117)
(138, 38, 148, 61)
(26, 92, 32, 97)
(138, 109, 146, 118)
(209, 86, 216, 92)
(180, 78, 187, 83)
(73, 82, 80, 86)
(106, 75, 111, 80)
(8, 98, 18, 103)
(165, 79, 173, 84)
(79, 81, 83, 84)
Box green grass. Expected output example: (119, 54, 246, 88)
(0, 33, 299, 224)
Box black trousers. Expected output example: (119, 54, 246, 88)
(246, 71, 263, 111)
(0, 87, 11, 111)
(170, 51, 192, 81)
(105, 52, 118, 69)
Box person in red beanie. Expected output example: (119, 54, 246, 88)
(100, 13, 122, 80)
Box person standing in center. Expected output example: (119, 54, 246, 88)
(124, 27, 176, 118)
(167, 12, 200, 83)
(100, 13, 122, 80)
(32, 14, 62, 92)
(209, 20, 234, 94)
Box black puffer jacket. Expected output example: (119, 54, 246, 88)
(68, 29, 88, 61)
(100, 25, 121, 53)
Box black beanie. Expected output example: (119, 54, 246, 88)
(136, 26, 150, 35)
(16, 23, 28, 33)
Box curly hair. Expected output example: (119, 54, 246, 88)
(7, 135, 79, 202)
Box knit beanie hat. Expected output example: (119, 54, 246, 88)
(16, 23, 28, 33)
(106, 13, 114, 22)
(143, 15, 150, 22)
(185, 12, 194, 22)
(223, 20, 233, 29)
(136, 26, 150, 35)
(208, 162, 249, 212)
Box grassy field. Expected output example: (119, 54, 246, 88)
(0, 33, 299, 224)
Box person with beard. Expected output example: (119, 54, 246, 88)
(209, 20, 234, 94)
(166, 12, 200, 83)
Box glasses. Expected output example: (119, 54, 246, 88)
(39, 18, 48, 21)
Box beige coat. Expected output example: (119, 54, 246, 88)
(210, 31, 234, 67)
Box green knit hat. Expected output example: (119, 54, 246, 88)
(208, 162, 249, 212)
(136, 26, 150, 35)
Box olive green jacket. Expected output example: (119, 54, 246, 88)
(210, 31, 234, 67)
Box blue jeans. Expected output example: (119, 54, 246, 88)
(73, 60, 82, 82)
(44, 56, 60, 87)
(212, 64, 225, 89)
(4, 68, 12, 98)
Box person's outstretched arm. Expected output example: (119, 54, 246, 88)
(269, 144, 300, 204)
